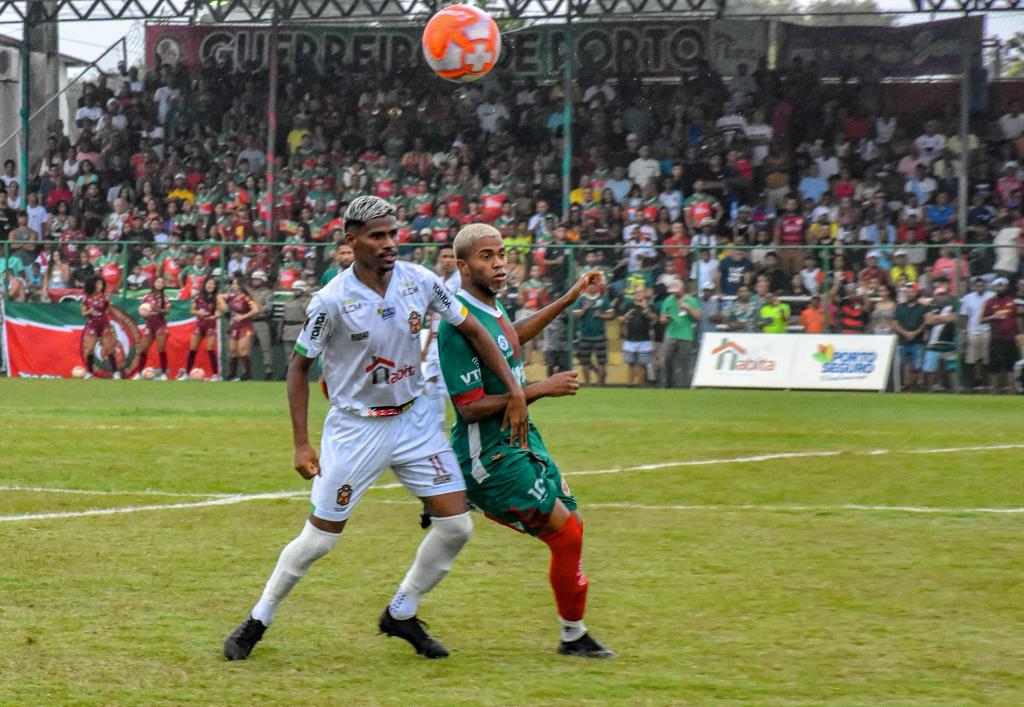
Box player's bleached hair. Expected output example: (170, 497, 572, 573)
(343, 195, 396, 227)
(453, 223, 502, 260)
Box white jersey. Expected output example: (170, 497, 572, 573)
(295, 260, 467, 416)
(423, 269, 462, 380)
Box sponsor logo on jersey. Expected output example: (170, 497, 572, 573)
(341, 297, 361, 313)
(400, 279, 417, 296)
(365, 356, 416, 385)
(351, 331, 369, 341)
(408, 311, 422, 336)
(377, 304, 396, 320)
(497, 334, 510, 352)
(310, 312, 327, 340)
(431, 282, 452, 309)
(428, 454, 452, 485)
(459, 368, 481, 386)
(337, 483, 353, 508)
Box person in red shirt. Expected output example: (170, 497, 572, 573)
(837, 283, 868, 334)
(858, 251, 889, 287)
(661, 221, 690, 279)
(224, 275, 262, 381)
(774, 197, 806, 276)
(982, 277, 1022, 394)
(181, 276, 222, 381)
(137, 277, 172, 380)
(79, 276, 121, 379)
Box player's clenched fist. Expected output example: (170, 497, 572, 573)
(293, 442, 321, 480)
(570, 270, 604, 298)
(543, 370, 580, 397)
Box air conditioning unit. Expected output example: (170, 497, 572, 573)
(0, 47, 20, 82)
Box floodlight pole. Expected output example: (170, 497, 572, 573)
(956, 44, 969, 247)
(265, 2, 280, 240)
(562, 1, 576, 373)
(560, 5, 573, 219)
(19, 11, 30, 200)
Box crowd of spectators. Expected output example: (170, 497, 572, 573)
(1, 48, 1023, 390)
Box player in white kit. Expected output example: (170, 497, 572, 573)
(421, 244, 462, 432)
(224, 197, 528, 661)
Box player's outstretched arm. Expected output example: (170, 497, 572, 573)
(515, 271, 604, 345)
(455, 313, 529, 447)
(453, 372, 579, 424)
(287, 353, 320, 480)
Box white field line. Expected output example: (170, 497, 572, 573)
(358, 499, 1024, 515)
(564, 444, 1024, 477)
(0, 491, 306, 523)
(3, 442, 1024, 523)
(0, 485, 239, 498)
(586, 502, 1024, 515)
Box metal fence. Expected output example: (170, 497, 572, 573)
(1, 238, 1021, 391)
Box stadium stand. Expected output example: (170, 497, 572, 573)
(1, 48, 1022, 388)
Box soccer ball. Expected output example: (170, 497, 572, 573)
(189, 367, 206, 381)
(141, 367, 157, 380)
(422, 4, 501, 83)
(71, 365, 87, 379)
(138, 302, 152, 317)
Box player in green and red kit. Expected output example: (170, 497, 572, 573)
(438, 224, 616, 659)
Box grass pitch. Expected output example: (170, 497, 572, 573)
(1, 380, 1023, 705)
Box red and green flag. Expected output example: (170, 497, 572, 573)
(2, 300, 220, 379)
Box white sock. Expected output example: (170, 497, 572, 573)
(559, 617, 587, 642)
(388, 511, 472, 620)
(251, 520, 341, 626)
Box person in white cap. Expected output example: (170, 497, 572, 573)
(248, 269, 275, 379)
(959, 277, 994, 390)
(981, 277, 1021, 395)
(223, 196, 527, 662)
(279, 280, 312, 359)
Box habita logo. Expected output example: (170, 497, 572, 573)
(711, 338, 775, 372)
(365, 356, 416, 385)
(813, 343, 876, 376)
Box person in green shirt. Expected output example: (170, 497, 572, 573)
(438, 223, 615, 658)
(571, 282, 615, 386)
(758, 291, 791, 333)
(659, 282, 702, 388)
(319, 244, 354, 285)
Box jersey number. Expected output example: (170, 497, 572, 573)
(526, 478, 547, 501)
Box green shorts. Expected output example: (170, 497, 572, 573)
(460, 432, 577, 536)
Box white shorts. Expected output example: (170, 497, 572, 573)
(311, 396, 466, 521)
(965, 331, 990, 364)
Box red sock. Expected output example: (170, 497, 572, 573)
(539, 514, 588, 622)
(158, 352, 168, 374)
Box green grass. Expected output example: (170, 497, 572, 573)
(1, 380, 1022, 705)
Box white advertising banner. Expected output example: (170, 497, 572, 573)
(691, 333, 795, 390)
(693, 333, 897, 392)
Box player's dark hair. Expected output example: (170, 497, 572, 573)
(151, 277, 166, 310)
(84, 275, 104, 295)
(200, 276, 219, 303)
(232, 275, 252, 297)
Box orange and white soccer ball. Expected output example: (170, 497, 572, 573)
(189, 367, 206, 381)
(422, 4, 501, 83)
(138, 302, 153, 317)
(141, 367, 157, 380)
(71, 365, 88, 379)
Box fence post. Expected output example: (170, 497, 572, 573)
(953, 242, 963, 393)
(821, 243, 832, 332)
(565, 244, 576, 374)
(219, 240, 228, 377)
